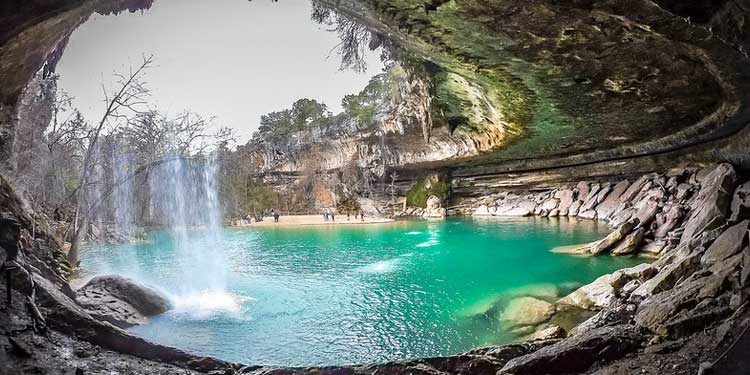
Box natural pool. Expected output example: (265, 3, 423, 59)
(80, 217, 644, 366)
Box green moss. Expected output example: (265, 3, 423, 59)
(406, 177, 450, 208)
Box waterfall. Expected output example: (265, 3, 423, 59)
(147, 154, 234, 315)
(111, 142, 134, 239)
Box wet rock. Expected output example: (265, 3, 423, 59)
(701, 220, 748, 265)
(501, 297, 555, 328)
(596, 180, 630, 221)
(681, 164, 736, 244)
(580, 184, 610, 214)
(76, 275, 172, 328)
(729, 181, 750, 223)
(498, 325, 642, 375)
(590, 218, 639, 255)
(611, 227, 645, 256)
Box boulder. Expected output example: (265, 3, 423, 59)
(496, 199, 537, 217)
(499, 325, 642, 375)
(701, 220, 748, 265)
(76, 275, 172, 328)
(611, 227, 645, 256)
(630, 253, 701, 299)
(422, 195, 446, 218)
(558, 274, 616, 310)
(654, 203, 684, 238)
(640, 240, 667, 256)
(526, 325, 566, 341)
(596, 180, 631, 221)
(567, 200, 582, 217)
(473, 204, 491, 216)
(556, 189, 576, 216)
(632, 198, 659, 229)
(590, 218, 639, 255)
(620, 175, 651, 203)
(729, 181, 750, 223)
(576, 181, 591, 203)
(675, 183, 694, 201)
(580, 184, 610, 213)
(536, 198, 559, 216)
(680, 164, 736, 244)
(501, 297, 556, 328)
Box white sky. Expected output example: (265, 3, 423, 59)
(56, 0, 384, 143)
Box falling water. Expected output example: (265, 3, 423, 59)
(111, 142, 134, 238)
(147, 154, 234, 315)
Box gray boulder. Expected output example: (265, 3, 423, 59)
(654, 203, 684, 238)
(611, 227, 645, 256)
(76, 275, 172, 328)
(590, 218, 639, 255)
(556, 189, 576, 216)
(680, 164, 736, 244)
(729, 181, 750, 223)
(701, 220, 748, 265)
(596, 180, 630, 221)
(499, 325, 642, 374)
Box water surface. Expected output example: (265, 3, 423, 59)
(80, 217, 642, 366)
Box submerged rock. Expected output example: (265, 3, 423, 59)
(501, 297, 555, 328)
(75, 275, 172, 328)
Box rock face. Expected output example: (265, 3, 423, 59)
(680, 164, 736, 244)
(75, 275, 172, 328)
(422, 195, 447, 219)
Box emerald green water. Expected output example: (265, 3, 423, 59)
(80, 217, 643, 366)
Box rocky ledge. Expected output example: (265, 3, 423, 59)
(5, 163, 750, 374)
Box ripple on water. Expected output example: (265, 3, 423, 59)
(356, 258, 401, 274)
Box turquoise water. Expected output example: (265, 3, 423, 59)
(80, 217, 643, 366)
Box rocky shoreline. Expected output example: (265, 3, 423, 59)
(3, 163, 749, 374)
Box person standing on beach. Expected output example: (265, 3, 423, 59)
(330, 209, 335, 222)
(273, 210, 280, 223)
(323, 209, 328, 222)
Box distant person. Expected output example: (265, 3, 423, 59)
(323, 209, 329, 222)
(359, 210, 365, 222)
(330, 209, 335, 222)
(346, 210, 350, 221)
(273, 210, 280, 223)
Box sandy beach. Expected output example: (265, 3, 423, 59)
(234, 214, 395, 227)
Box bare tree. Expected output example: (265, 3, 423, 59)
(68, 56, 153, 266)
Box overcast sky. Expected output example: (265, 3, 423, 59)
(56, 0, 384, 143)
